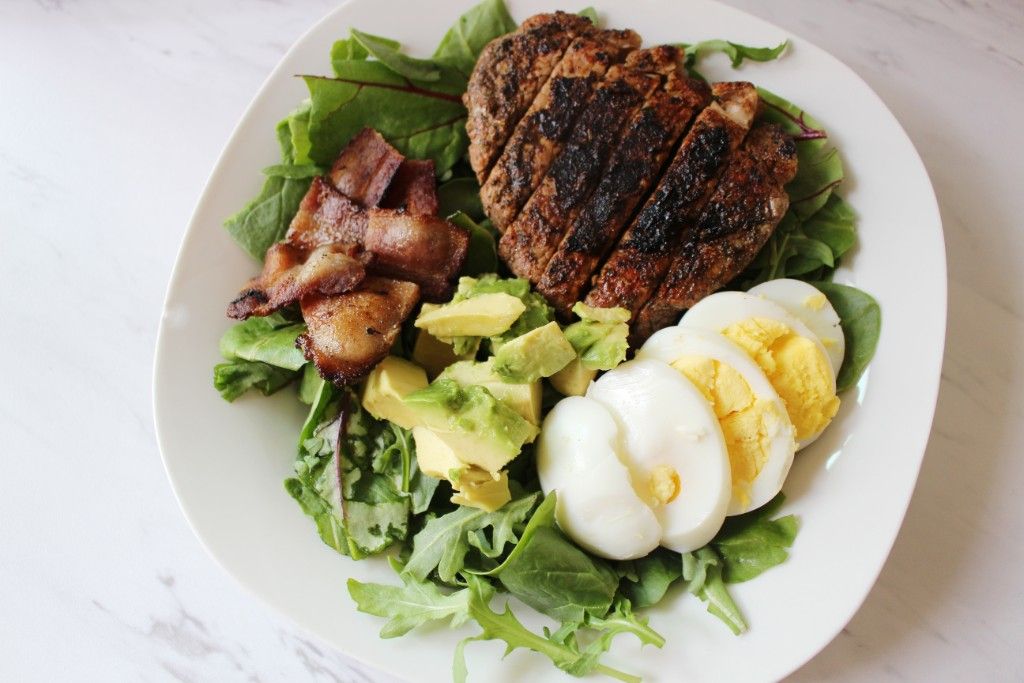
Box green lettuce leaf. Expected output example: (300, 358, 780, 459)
(618, 547, 683, 609)
(562, 303, 630, 371)
(683, 39, 788, 69)
(713, 494, 799, 583)
(437, 177, 485, 220)
(218, 313, 307, 371)
(350, 29, 443, 82)
(213, 360, 297, 402)
(447, 211, 497, 276)
(432, 0, 517, 77)
(811, 282, 882, 392)
(402, 491, 539, 583)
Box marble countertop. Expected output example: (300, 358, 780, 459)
(2, 0, 1022, 680)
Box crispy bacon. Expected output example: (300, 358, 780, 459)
(286, 176, 367, 250)
(297, 277, 421, 385)
(329, 128, 404, 207)
(363, 210, 469, 302)
(380, 159, 439, 215)
(226, 242, 370, 320)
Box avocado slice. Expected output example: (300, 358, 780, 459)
(493, 321, 576, 383)
(414, 292, 525, 338)
(549, 357, 598, 397)
(360, 356, 429, 429)
(441, 359, 542, 426)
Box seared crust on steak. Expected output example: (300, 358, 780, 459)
(536, 58, 712, 315)
(585, 82, 760, 316)
(480, 29, 640, 232)
(464, 12, 596, 184)
(633, 123, 798, 339)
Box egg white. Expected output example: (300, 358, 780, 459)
(586, 359, 731, 553)
(639, 326, 797, 515)
(749, 279, 845, 378)
(537, 396, 662, 560)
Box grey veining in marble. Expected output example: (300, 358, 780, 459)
(1, 0, 1022, 681)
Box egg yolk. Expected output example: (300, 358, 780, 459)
(649, 464, 681, 505)
(721, 317, 840, 441)
(671, 356, 786, 509)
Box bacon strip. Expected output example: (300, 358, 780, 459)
(380, 159, 439, 215)
(329, 128, 404, 207)
(297, 277, 421, 385)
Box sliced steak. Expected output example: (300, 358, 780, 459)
(498, 47, 675, 285)
(536, 58, 712, 315)
(633, 123, 798, 339)
(464, 12, 596, 184)
(480, 29, 640, 232)
(585, 82, 760, 316)
(297, 277, 421, 385)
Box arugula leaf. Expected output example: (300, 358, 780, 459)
(432, 0, 517, 77)
(350, 29, 443, 82)
(457, 576, 648, 683)
(682, 547, 747, 635)
(563, 303, 630, 371)
(811, 282, 881, 392)
(218, 313, 307, 371)
(349, 559, 479, 638)
(403, 491, 539, 583)
(683, 39, 788, 69)
(618, 547, 683, 609)
(713, 494, 799, 583)
(213, 360, 296, 402)
(284, 475, 349, 554)
(448, 211, 497, 276)
(438, 177, 485, 220)
(494, 493, 619, 623)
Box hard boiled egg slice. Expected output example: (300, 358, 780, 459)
(586, 359, 731, 553)
(639, 327, 797, 515)
(749, 279, 845, 377)
(537, 396, 662, 560)
(679, 291, 839, 449)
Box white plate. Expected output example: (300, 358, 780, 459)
(153, 1, 946, 681)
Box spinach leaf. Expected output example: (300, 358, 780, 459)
(213, 360, 296, 402)
(433, 0, 517, 77)
(330, 33, 396, 67)
(683, 39, 788, 69)
(682, 547, 747, 635)
(403, 491, 539, 583)
(618, 547, 683, 609)
(348, 559, 477, 638)
(448, 211, 497, 276)
(218, 313, 307, 371)
(438, 177, 485, 220)
(811, 282, 881, 392)
(494, 494, 619, 623)
(713, 494, 799, 583)
(350, 29, 443, 82)
(260, 164, 323, 179)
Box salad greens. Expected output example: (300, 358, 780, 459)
(213, 1, 884, 679)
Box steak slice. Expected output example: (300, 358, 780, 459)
(585, 82, 760, 317)
(380, 159, 439, 215)
(328, 128, 404, 207)
(536, 59, 712, 315)
(633, 123, 798, 339)
(498, 48, 674, 286)
(297, 277, 421, 385)
(480, 29, 640, 232)
(464, 12, 596, 184)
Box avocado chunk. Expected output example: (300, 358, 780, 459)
(415, 293, 525, 338)
(451, 469, 511, 511)
(493, 321, 576, 383)
(562, 302, 631, 371)
(549, 358, 598, 397)
(412, 328, 463, 379)
(411, 426, 465, 479)
(441, 359, 542, 425)
(361, 356, 428, 429)
(403, 379, 538, 472)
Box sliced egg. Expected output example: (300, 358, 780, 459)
(638, 327, 796, 515)
(679, 291, 839, 449)
(537, 396, 662, 560)
(586, 359, 731, 553)
(749, 279, 845, 376)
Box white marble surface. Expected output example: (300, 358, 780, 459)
(2, 0, 1022, 681)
